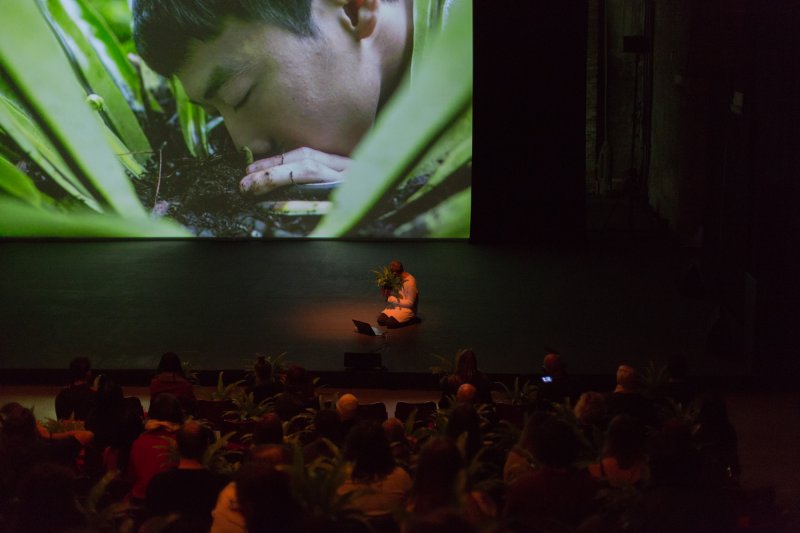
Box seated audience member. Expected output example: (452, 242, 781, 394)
(144, 421, 229, 530)
(605, 364, 657, 429)
(149, 352, 196, 414)
(589, 414, 649, 488)
(55, 356, 96, 420)
(304, 409, 345, 464)
(445, 404, 483, 462)
(235, 461, 303, 533)
(127, 393, 183, 503)
(383, 417, 415, 469)
(85, 374, 144, 474)
(211, 444, 292, 533)
(503, 415, 602, 532)
(407, 437, 496, 528)
(537, 352, 579, 409)
(456, 383, 478, 407)
(574, 391, 609, 453)
(0, 403, 93, 507)
(248, 355, 284, 405)
(12, 463, 86, 533)
(252, 412, 284, 446)
(337, 393, 360, 436)
(337, 421, 412, 520)
(503, 411, 549, 485)
(275, 364, 318, 422)
(440, 349, 493, 408)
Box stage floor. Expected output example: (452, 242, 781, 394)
(0, 239, 749, 385)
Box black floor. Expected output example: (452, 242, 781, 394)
(0, 239, 750, 387)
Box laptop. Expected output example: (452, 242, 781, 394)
(352, 319, 384, 336)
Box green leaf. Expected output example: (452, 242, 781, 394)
(42, 0, 152, 162)
(0, 1, 146, 218)
(0, 93, 101, 211)
(311, 0, 472, 237)
(0, 196, 189, 237)
(0, 155, 51, 207)
(396, 187, 471, 238)
(170, 77, 209, 159)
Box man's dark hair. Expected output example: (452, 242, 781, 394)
(148, 393, 184, 424)
(177, 420, 214, 460)
(132, 0, 316, 78)
(252, 412, 284, 445)
(156, 351, 185, 375)
(69, 356, 91, 382)
(344, 420, 395, 483)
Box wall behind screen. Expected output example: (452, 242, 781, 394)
(471, 1, 587, 243)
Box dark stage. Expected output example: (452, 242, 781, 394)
(0, 239, 750, 388)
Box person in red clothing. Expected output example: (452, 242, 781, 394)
(149, 352, 196, 415)
(504, 414, 602, 531)
(126, 393, 183, 503)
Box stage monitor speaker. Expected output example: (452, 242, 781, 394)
(344, 352, 383, 371)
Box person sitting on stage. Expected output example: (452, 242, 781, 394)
(377, 260, 418, 329)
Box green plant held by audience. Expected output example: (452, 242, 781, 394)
(224, 392, 274, 422)
(208, 371, 246, 401)
(495, 377, 538, 406)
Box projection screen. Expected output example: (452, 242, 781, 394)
(0, 0, 471, 239)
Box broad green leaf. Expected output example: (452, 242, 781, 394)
(0, 154, 51, 207)
(0, 196, 189, 238)
(0, 1, 145, 218)
(311, 0, 472, 237)
(42, 0, 152, 161)
(170, 77, 209, 159)
(396, 187, 471, 238)
(0, 93, 101, 211)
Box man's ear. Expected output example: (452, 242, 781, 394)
(340, 0, 379, 40)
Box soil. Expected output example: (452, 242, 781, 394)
(133, 151, 327, 238)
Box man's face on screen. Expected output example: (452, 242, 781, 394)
(178, 15, 383, 159)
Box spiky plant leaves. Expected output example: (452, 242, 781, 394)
(0, 1, 148, 218)
(396, 187, 471, 238)
(42, 0, 152, 162)
(170, 76, 210, 159)
(311, 0, 471, 237)
(0, 196, 188, 237)
(403, 109, 472, 205)
(0, 93, 101, 210)
(0, 154, 51, 207)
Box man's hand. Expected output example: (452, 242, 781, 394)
(239, 147, 352, 195)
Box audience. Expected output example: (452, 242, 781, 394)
(149, 352, 196, 414)
(144, 420, 228, 530)
(55, 355, 96, 420)
(275, 364, 318, 422)
(537, 351, 579, 408)
(0, 353, 759, 533)
(589, 413, 649, 487)
(85, 374, 144, 474)
(408, 437, 496, 528)
(337, 421, 412, 520)
(606, 364, 658, 429)
(440, 349, 493, 407)
(504, 414, 602, 531)
(126, 392, 183, 503)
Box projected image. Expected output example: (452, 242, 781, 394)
(0, 0, 471, 238)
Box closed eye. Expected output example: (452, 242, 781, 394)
(234, 86, 254, 111)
